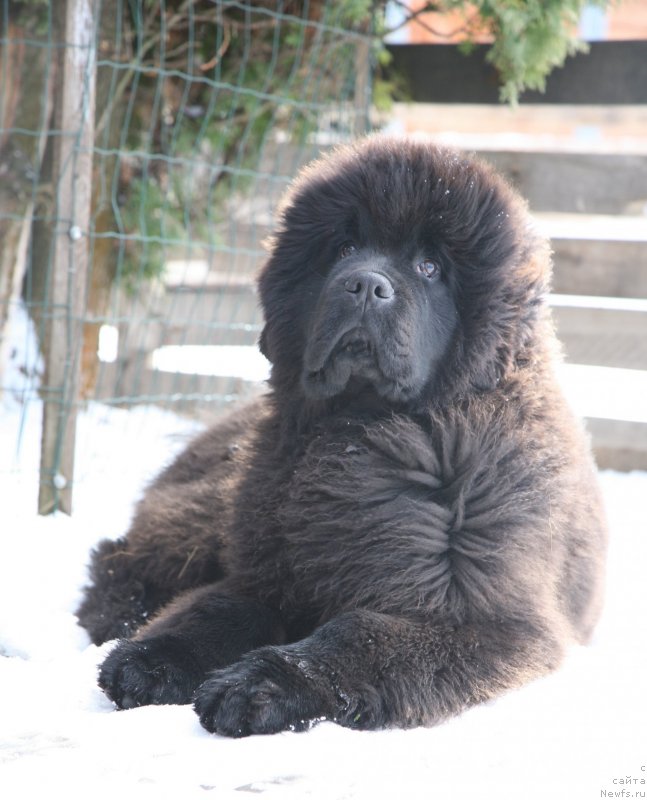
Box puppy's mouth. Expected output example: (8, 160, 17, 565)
(332, 329, 374, 359)
(302, 326, 388, 400)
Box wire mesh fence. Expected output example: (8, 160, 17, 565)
(0, 0, 377, 513)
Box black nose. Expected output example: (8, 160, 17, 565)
(343, 270, 394, 303)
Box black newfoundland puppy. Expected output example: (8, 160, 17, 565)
(78, 136, 607, 737)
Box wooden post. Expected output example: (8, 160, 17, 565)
(354, 29, 372, 137)
(38, 0, 97, 515)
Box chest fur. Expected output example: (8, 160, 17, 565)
(271, 415, 542, 622)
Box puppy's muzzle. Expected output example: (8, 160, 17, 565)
(343, 270, 395, 310)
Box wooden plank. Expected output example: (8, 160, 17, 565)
(551, 240, 647, 298)
(539, 211, 647, 300)
(116, 285, 262, 353)
(38, 0, 96, 515)
(535, 213, 647, 242)
(551, 303, 647, 370)
(481, 151, 647, 214)
(165, 263, 260, 289)
(389, 104, 647, 150)
(93, 358, 265, 420)
(558, 362, 647, 425)
(389, 104, 647, 158)
(538, 213, 647, 300)
(587, 418, 647, 471)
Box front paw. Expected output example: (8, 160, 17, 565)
(99, 635, 204, 709)
(194, 648, 333, 737)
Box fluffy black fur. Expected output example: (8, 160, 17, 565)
(78, 136, 607, 737)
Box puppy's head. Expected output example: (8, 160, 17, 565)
(258, 136, 551, 408)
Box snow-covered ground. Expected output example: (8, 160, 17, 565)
(1, 312, 646, 799)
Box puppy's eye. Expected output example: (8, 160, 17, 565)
(339, 243, 357, 259)
(417, 259, 440, 279)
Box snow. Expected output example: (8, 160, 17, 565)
(151, 344, 271, 382)
(1, 308, 646, 799)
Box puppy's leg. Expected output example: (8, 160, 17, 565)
(77, 406, 260, 646)
(77, 479, 228, 645)
(194, 609, 564, 736)
(98, 584, 285, 709)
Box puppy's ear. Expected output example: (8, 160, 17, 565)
(259, 326, 273, 363)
